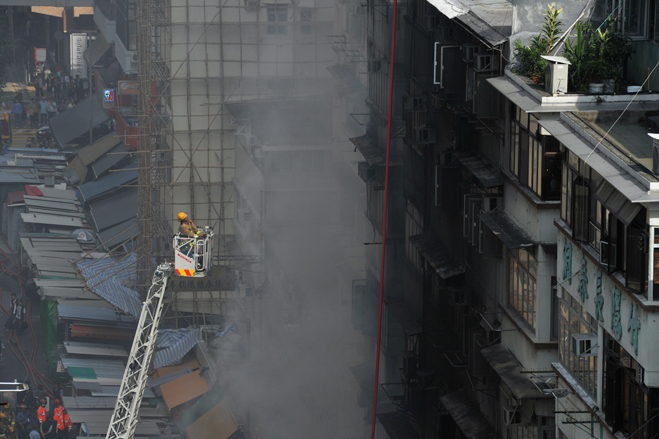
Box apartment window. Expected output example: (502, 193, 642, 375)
(603, 334, 659, 436)
(267, 6, 288, 35)
(558, 290, 598, 398)
(116, 0, 137, 51)
(508, 247, 537, 330)
(300, 9, 312, 34)
(612, 0, 649, 38)
(509, 105, 562, 200)
(405, 201, 424, 273)
(562, 151, 649, 294)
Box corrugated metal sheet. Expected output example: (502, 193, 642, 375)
(49, 95, 110, 147)
(97, 218, 137, 251)
(64, 341, 128, 358)
(57, 304, 135, 324)
(21, 212, 84, 227)
(88, 187, 137, 232)
(38, 187, 79, 200)
(91, 142, 129, 179)
(154, 325, 235, 369)
(65, 133, 122, 184)
(76, 253, 141, 319)
(77, 163, 137, 205)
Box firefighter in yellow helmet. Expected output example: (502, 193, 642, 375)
(177, 212, 205, 238)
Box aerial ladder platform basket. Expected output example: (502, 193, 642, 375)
(106, 227, 214, 439)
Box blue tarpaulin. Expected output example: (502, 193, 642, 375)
(154, 325, 235, 369)
(76, 253, 142, 319)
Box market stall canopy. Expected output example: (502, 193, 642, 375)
(49, 95, 110, 147)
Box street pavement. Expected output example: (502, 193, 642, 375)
(4, 82, 39, 148)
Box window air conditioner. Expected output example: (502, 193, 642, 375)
(571, 333, 598, 357)
(244, 0, 259, 8)
(474, 53, 499, 73)
(131, 53, 139, 62)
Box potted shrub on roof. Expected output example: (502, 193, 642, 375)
(563, 18, 634, 94)
(512, 5, 563, 85)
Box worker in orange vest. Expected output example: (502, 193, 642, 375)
(37, 399, 47, 424)
(55, 409, 71, 439)
(51, 400, 62, 424)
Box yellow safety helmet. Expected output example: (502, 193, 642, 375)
(0, 412, 5, 418)
(7, 426, 13, 432)
(177, 212, 188, 221)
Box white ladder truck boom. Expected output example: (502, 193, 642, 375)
(106, 228, 214, 439)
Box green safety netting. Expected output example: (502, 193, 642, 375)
(40, 300, 59, 372)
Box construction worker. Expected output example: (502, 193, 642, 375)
(177, 212, 205, 238)
(36, 401, 46, 425)
(55, 410, 70, 439)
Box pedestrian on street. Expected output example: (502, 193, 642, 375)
(39, 98, 48, 125)
(40, 416, 55, 439)
(15, 405, 29, 435)
(57, 100, 67, 114)
(4, 294, 16, 330)
(47, 99, 56, 121)
(12, 100, 23, 129)
(28, 99, 39, 129)
(34, 76, 43, 98)
(12, 299, 25, 331)
(53, 75, 60, 100)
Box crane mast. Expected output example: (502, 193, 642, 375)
(105, 263, 172, 439)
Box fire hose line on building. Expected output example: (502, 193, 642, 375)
(370, 0, 398, 436)
(0, 245, 55, 397)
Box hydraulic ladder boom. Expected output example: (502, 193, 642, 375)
(105, 263, 173, 439)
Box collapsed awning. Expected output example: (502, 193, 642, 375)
(350, 135, 385, 167)
(83, 32, 112, 67)
(479, 210, 535, 249)
(440, 389, 496, 439)
(538, 118, 655, 205)
(409, 232, 465, 279)
(49, 95, 110, 147)
(385, 301, 422, 336)
(594, 179, 642, 226)
(457, 154, 502, 188)
(480, 344, 550, 400)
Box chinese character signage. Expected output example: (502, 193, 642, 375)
(69, 33, 88, 79)
(167, 265, 235, 292)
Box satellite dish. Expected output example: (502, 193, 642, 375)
(54, 31, 64, 41)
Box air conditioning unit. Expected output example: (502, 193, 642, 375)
(244, 0, 259, 8)
(236, 283, 253, 297)
(414, 127, 437, 144)
(474, 53, 499, 72)
(571, 333, 598, 357)
(462, 44, 479, 63)
(131, 52, 139, 62)
(482, 195, 502, 213)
